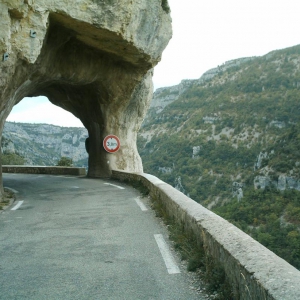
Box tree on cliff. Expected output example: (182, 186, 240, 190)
(2, 153, 25, 165)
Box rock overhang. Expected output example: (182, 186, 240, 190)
(0, 0, 172, 189)
(3, 0, 172, 66)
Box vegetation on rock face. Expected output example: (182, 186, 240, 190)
(1, 153, 25, 165)
(1, 137, 25, 165)
(214, 188, 300, 269)
(138, 44, 300, 270)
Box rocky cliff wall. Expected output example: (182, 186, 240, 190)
(2, 122, 88, 165)
(0, 0, 172, 197)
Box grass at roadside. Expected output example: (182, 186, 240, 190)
(151, 197, 233, 300)
(0, 188, 15, 210)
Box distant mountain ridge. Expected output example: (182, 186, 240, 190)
(2, 122, 88, 167)
(150, 56, 255, 114)
(139, 45, 300, 199)
(138, 44, 300, 269)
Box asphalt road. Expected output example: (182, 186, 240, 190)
(0, 174, 205, 300)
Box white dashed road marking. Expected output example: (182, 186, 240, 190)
(135, 197, 148, 211)
(11, 201, 24, 211)
(104, 183, 125, 190)
(154, 234, 181, 274)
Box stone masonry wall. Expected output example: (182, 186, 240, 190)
(112, 170, 300, 300)
(2, 165, 86, 176)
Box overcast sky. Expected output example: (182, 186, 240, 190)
(7, 0, 300, 127)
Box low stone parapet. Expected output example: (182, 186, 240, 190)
(2, 165, 86, 176)
(112, 170, 300, 300)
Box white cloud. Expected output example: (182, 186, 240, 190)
(153, 0, 300, 89)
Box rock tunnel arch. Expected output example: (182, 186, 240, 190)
(0, 1, 172, 198)
(5, 19, 149, 178)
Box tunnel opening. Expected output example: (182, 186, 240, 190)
(34, 81, 111, 178)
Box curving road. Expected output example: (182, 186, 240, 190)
(0, 174, 204, 300)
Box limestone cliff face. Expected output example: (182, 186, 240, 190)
(0, 0, 171, 66)
(0, 0, 172, 195)
(2, 122, 88, 166)
(148, 57, 254, 115)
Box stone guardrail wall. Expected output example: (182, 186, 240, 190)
(112, 170, 300, 300)
(2, 165, 86, 176)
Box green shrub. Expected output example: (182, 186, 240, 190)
(161, 0, 170, 13)
(2, 153, 25, 165)
(57, 157, 73, 167)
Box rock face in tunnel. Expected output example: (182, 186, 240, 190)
(0, 0, 172, 195)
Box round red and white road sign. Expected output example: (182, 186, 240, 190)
(103, 135, 120, 153)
